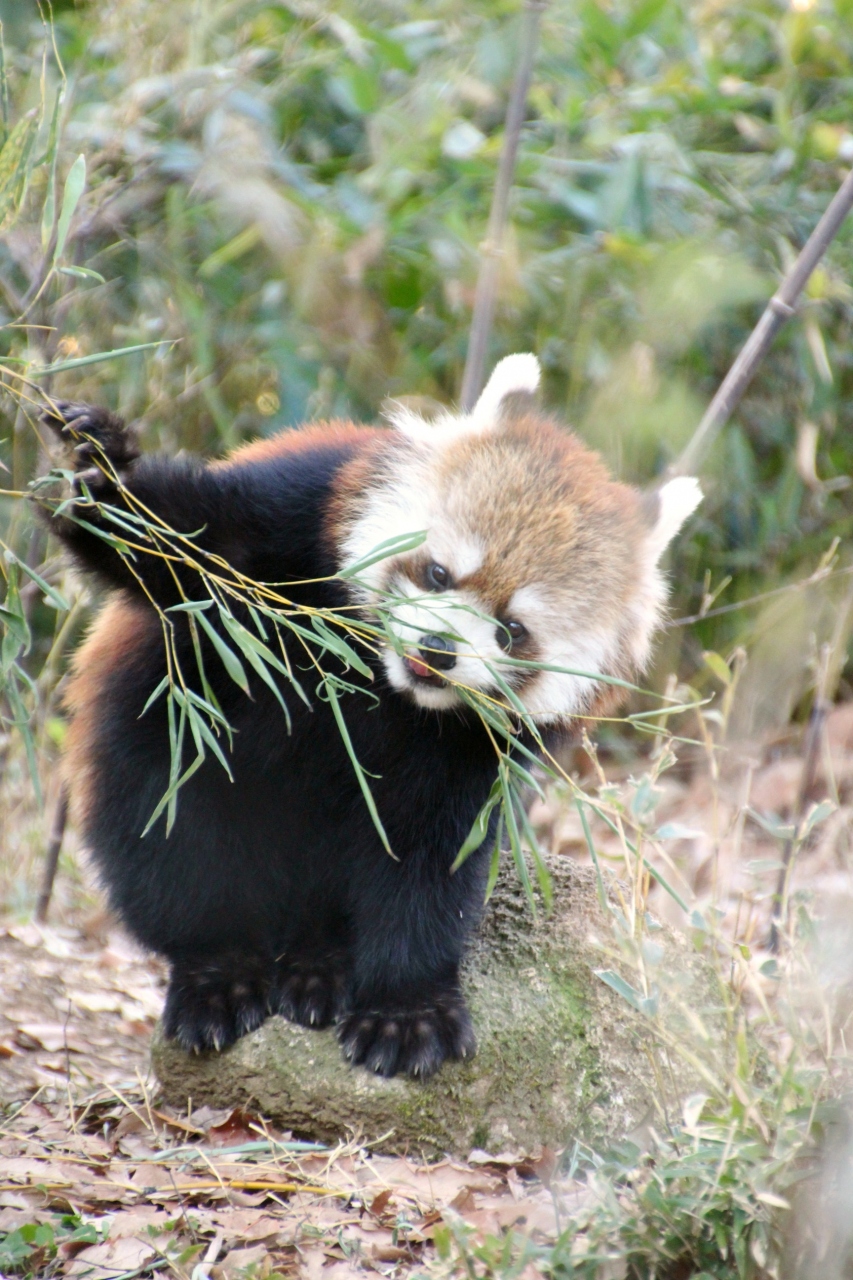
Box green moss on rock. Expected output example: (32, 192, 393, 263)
(152, 857, 711, 1155)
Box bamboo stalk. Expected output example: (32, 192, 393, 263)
(460, 1, 548, 411)
(672, 165, 853, 476)
(35, 784, 69, 923)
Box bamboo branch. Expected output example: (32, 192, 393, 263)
(672, 165, 853, 477)
(460, 1, 548, 411)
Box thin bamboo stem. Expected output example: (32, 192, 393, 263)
(672, 165, 853, 476)
(460, 1, 548, 411)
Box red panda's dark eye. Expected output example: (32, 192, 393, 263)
(497, 620, 527, 651)
(425, 562, 451, 591)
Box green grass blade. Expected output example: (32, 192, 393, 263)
(576, 798, 610, 915)
(52, 153, 86, 264)
(31, 341, 173, 376)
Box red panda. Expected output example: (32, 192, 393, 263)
(42, 354, 700, 1079)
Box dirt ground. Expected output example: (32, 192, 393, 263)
(3, 705, 853, 1277)
(0, 915, 583, 1278)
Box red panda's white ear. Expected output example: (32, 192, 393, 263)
(469, 353, 541, 431)
(387, 352, 541, 444)
(646, 477, 702, 563)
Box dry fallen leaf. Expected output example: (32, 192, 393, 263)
(65, 1237, 157, 1279)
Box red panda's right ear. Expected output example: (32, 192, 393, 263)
(644, 476, 703, 563)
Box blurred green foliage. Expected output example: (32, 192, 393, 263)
(2, 0, 853, 684)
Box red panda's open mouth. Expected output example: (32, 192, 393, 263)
(403, 653, 448, 687)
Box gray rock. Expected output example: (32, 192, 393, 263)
(152, 857, 711, 1156)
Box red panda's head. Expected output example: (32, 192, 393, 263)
(335, 354, 701, 724)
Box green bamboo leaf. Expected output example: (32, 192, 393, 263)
(175, 689, 233, 781)
(52, 153, 86, 265)
(184, 686, 231, 729)
(6, 669, 41, 806)
(594, 968, 646, 1013)
(310, 616, 373, 678)
(220, 613, 292, 730)
(483, 816, 504, 903)
(504, 754, 546, 801)
(220, 612, 291, 676)
(324, 680, 394, 857)
(703, 651, 732, 686)
(0, 108, 38, 231)
(195, 609, 249, 692)
(66, 516, 132, 556)
(1, 563, 29, 665)
(338, 530, 427, 579)
(143, 751, 204, 838)
(58, 265, 106, 284)
(495, 654, 646, 693)
(499, 763, 535, 912)
(802, 798, 835, 836)
(167, 599, 215, 613)
(518, 800, 553, 911)
(4, 550, 69, 611)
(140, 675, 169, 717)
(451, 777, 502, 873)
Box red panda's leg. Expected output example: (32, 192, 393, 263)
(336, 863, 481, 1078)
(337, 987, 475, 1080)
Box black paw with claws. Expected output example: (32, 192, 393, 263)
(41, 400, 140, 494)
(272, 954, 349, 1030)
(163, 956, 270, 1053)
(337, 992, 476, 1079)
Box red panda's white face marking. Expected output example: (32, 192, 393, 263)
(337, 355, 701, 723)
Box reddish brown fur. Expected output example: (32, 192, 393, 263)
(63, 597, 159, 827)
(214, 420, 383, 469)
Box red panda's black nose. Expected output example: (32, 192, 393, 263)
(418, 634, 457, 672)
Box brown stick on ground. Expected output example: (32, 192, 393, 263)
(672, 165, 853, 477)
(35, 784, 69, 924)
(460, 0, 548, 411)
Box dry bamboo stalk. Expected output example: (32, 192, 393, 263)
(673, 165, 853, 476)
(460, 1, 548, 410)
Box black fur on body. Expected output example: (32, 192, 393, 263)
(41, 402, 504, 1078)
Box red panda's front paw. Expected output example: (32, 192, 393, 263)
(271, 953, 349, 1029)
(337, 994, 476, 1079)
(163, 955, 271, 1053)
(41, 400, 140, 492)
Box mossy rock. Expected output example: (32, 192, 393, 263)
(152, 857, 712, 1156)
